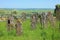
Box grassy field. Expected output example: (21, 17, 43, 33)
(0, 19, 60, 40)
(0, 9, 60, 40)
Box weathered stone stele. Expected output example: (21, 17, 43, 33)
(15, 18, 22, 35)
(30, 14, 36, 30)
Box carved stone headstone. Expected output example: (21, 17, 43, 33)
(31, 12, 38, 23)
(15, 18, 22, 35)
(7, 14, 15, 32)
(40, 12, 47, 28)
(30, 14, 36, 29)
(47, 12, 56, 27)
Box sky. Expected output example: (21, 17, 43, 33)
(0, 0, 60, 8)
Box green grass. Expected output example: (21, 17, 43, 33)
(0, 19, 60, 40)
(0, 9, 59, 40)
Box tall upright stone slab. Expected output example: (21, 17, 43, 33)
(30, 14, 36, 29)
(47, 12, 56, 27)
(15, 18, 22, 35)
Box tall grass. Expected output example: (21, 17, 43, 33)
(0, 19, 60, 40)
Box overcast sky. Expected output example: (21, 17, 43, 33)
(0, 0, 60, 8)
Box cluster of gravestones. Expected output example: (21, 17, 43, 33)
(7, 11, 56, 36)
(31, 12, 56, 29)
(6, 5, 60, 36)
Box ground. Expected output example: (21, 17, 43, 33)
(0, 19, 60, 40)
